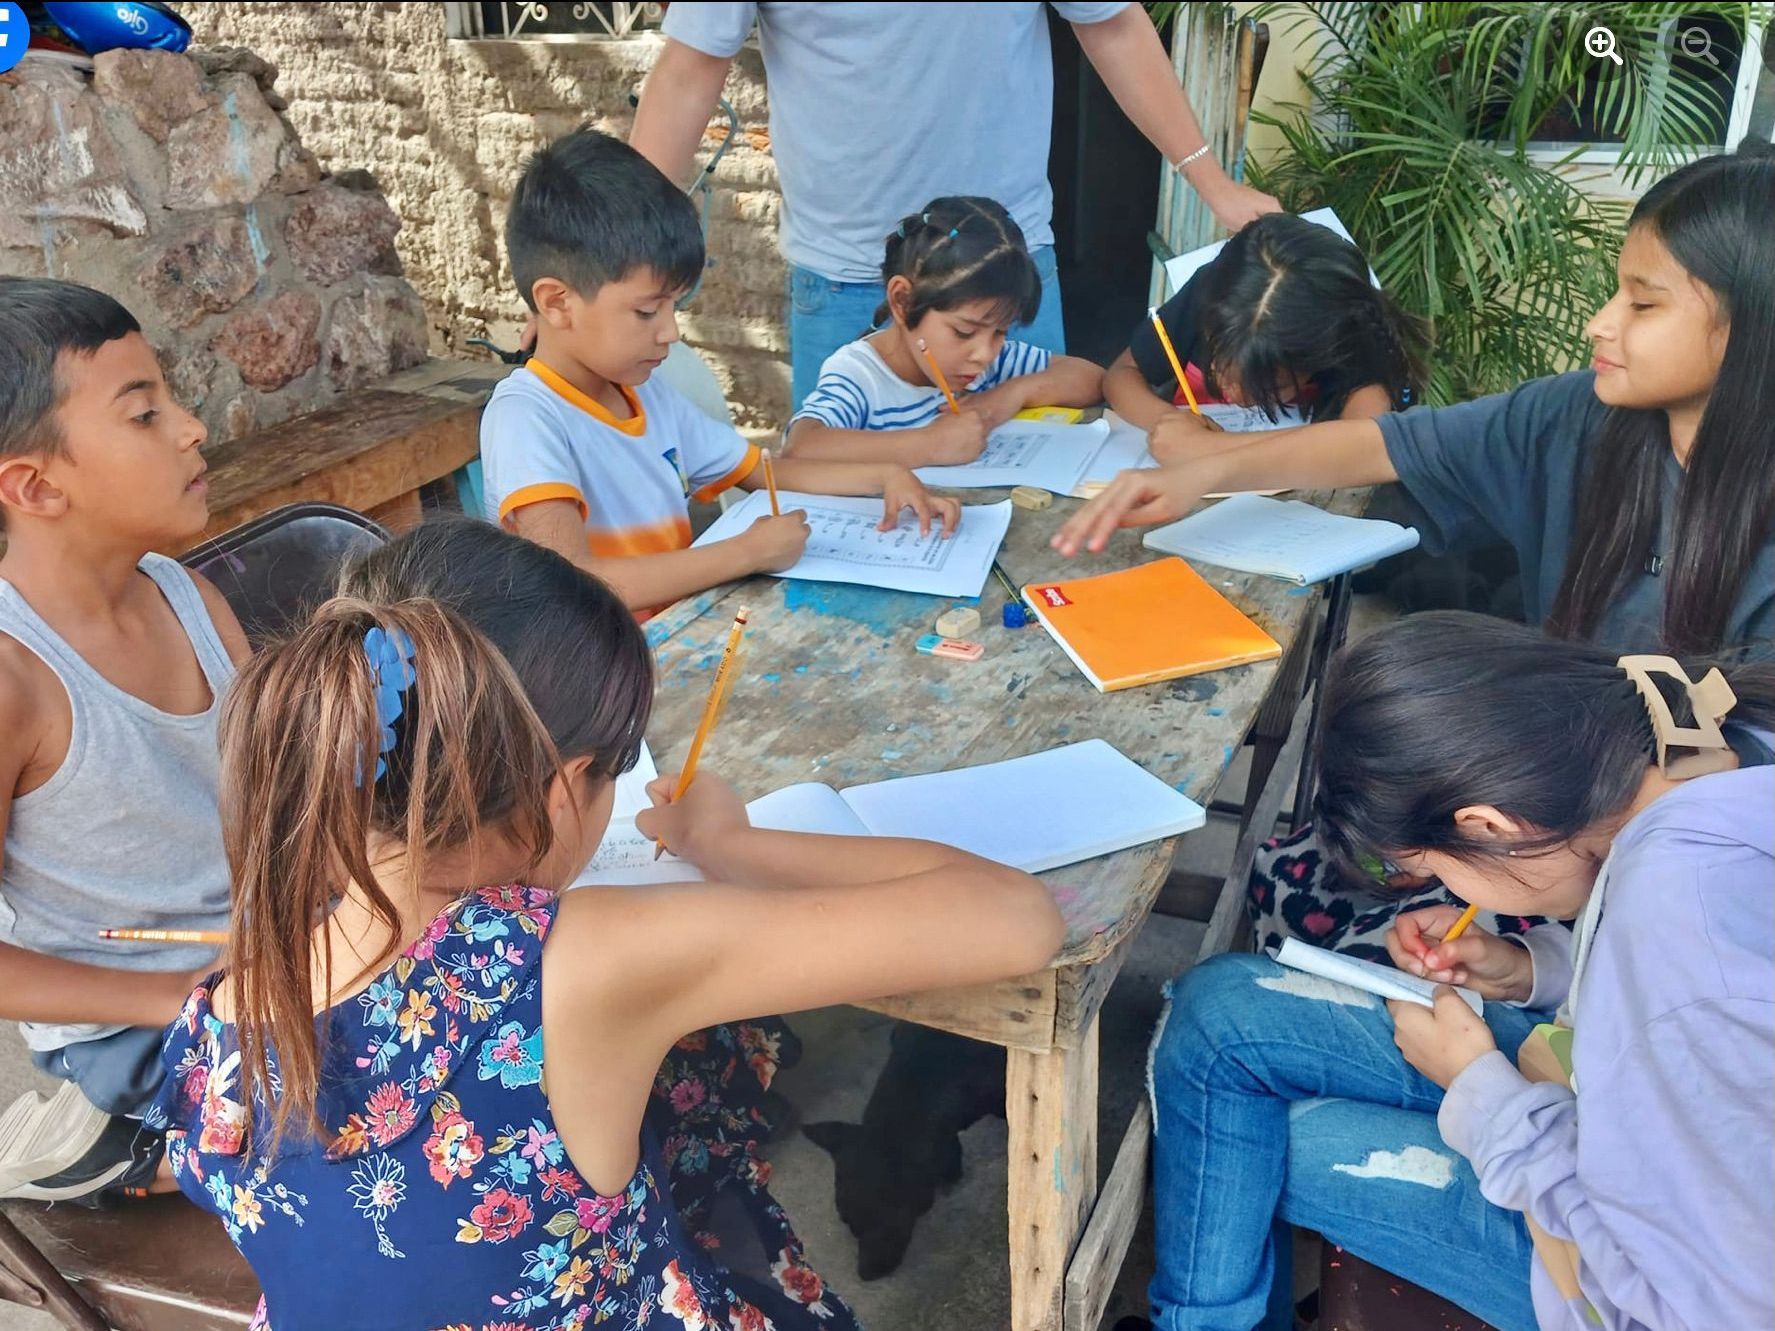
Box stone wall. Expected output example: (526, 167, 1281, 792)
(179, 3, 789, 436)
(0, 48, 429, 444)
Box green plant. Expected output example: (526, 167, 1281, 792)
(1247, 2, 1759, 403)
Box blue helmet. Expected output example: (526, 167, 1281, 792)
(41, 2, 191, 54)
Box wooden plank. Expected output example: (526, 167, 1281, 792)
(858, 969, 1057, 1053)
(1063, 1098, 1152, 1331)
(196, 390, 480, 540)
(366, 488, 424, 533)
(379, 356, 511, 399)
(1196, 691, 1314, 965)
(1054, 910, 1152, 1052)
(1008, 1019, 1100, 1331)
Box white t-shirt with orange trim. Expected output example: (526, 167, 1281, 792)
(480, 361, 760, 559)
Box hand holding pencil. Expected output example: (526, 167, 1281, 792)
(1148, 307, 1222, 432)
(1383, 903, 1535, 1004)
(648, 607, 748, 860)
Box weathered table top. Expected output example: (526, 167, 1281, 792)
(640, 483, 1367, 1007)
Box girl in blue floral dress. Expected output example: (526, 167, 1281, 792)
(148, 520, 1063, 1330)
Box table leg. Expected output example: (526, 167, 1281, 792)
(366, 487, 425, 532)
(1007, 1019, 1100, 1331)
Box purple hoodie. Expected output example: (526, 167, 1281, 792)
(1439, 761, 1775, 1330)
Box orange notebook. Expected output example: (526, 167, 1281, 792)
(1025, 557, 1281, 692)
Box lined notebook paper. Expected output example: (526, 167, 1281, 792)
(1275, 938, 1484, 1015)
(1142, 494, 1419, 585)
(574, 739, 1204, 886)
(693, 491, 1012, 599)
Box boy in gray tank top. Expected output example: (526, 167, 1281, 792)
(0, 279, 250, 1202)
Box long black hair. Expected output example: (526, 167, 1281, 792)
(872, 196, 1042, 333)
(1315, 612, 1775, 881)
(1195, 212, 1426, 421)
(1547, 142, 1775, 653)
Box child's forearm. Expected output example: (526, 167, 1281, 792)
(784, 423, 923, 467)
(695, 827, 996, 893)
(1021, 355, 1104, 409)
(768, 455, 893, 497)
(1195, 417, 1397, 493)
(0, 941, 200, 1028)
(578, 541, 759, 611)
(1105, 360, 1174, 431)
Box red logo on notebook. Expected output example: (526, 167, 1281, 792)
(1033, 585, 1071, 608)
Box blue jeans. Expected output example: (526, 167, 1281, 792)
(787, 244, 1066, 411)
(1146, 954, 1543, 1331)
(30, 1025, 165, 1116)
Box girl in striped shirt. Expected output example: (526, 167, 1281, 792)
(787, 197, 1102, 468)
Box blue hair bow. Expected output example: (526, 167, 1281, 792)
(359, 625, 417, 786)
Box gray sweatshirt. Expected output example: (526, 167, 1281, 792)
(1440, 760, 1774, 1330)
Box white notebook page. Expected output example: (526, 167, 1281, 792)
(1143, 493, 1419, 584)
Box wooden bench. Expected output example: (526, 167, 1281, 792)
(0, 1198, 257, 1331)
(183, 360, 504, 550)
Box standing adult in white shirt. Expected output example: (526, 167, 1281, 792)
(631, 2, 1278, 408)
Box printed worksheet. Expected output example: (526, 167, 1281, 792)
(693, 490, 1013, 598)
(915, 418, 1109, 493)
(572, 742, 708, 887)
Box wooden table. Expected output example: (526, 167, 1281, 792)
(641, 485, 1365, 1331)
(189, 360, 504, 545)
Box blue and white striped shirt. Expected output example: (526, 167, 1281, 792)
(792, 336, 1052, 433)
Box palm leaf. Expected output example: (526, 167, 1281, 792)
(1245, 0, 1760, 402)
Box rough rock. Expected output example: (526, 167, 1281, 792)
(162, 345, 221, 412)
(191, 47, 288, 110)
(0, 63, 147, 247)
(221, 392, 259, 439)
(92, 49, 211, 142)
(273, 139, 325, 194)
(212, 290, 322, 391)
(323, 277, 430, 391)
(137, 215, 262, 327)
(166, 74, 292, 210)
(285, 184, 402, 285)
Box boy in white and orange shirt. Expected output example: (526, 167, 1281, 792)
(482, 127, 960, 616)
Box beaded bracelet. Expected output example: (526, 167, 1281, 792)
(1172, 143, 1213, 173)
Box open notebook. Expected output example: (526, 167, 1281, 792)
(1163, 206, 1379, 294)
(1142, 493, 1419, 585)
(1275, 938, 1483, 1015)
(1072, 417, 1294, 500)
(574, 739, 1204, 888)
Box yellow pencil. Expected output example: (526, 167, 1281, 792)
(654, 606, 749, 860)
(1149, 306, 1203, 415)
(98, 928, 227, 944)
(916, 338, 962, 415)
(1439, 902, 1481, 944)
(762, 449, 781, 517)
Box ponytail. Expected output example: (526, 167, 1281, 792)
(221, 596, 563, 1155)
(871, 196, 1042, 332)
(1313, 611, 1775, 881)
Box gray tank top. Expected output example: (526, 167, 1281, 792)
(0, 555, 235, 1052)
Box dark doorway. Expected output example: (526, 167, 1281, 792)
(1047, 7, 1165, 367)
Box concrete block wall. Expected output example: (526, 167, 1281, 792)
(179, 3, 791, 436)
